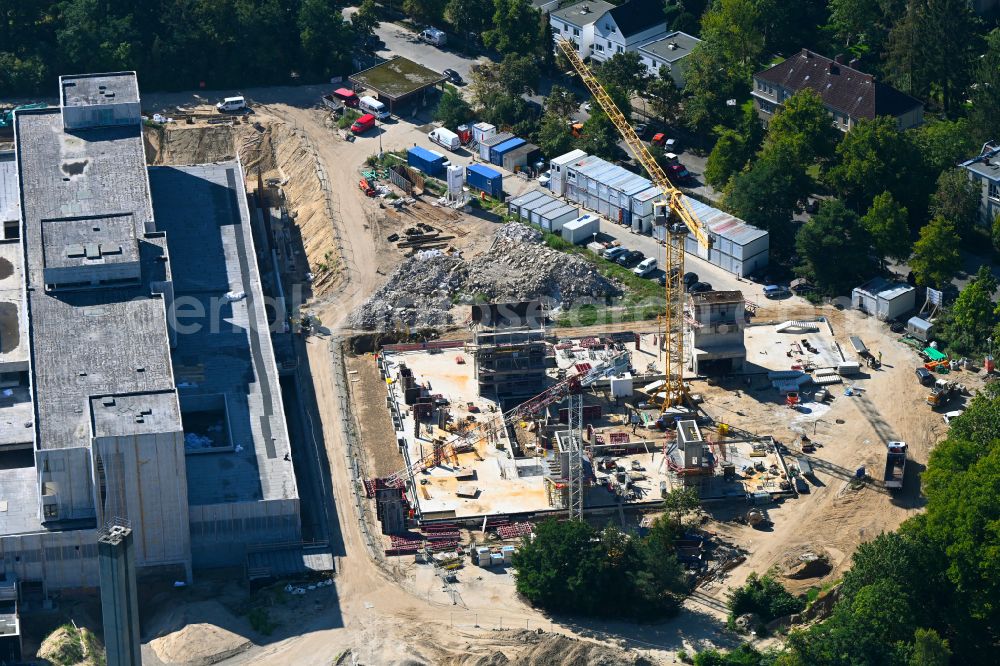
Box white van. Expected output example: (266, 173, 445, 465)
(359, 96, 389, 120)
(633, 257, 657, 277)
(428, 127, 460, 151)
(217, 96, 247, 113)
(419, 27, 447, 46)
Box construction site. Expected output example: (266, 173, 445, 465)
(0, 36, 993, 666)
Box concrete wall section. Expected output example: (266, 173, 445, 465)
(189, 498, 300, 568)
(0, 530, 100, 591)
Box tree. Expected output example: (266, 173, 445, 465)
(513, 519, 603, 614)
(762, 88, 839, 166)
(826, 117, 924, 218)
(910, 628, 951, 666)
(910, 216, 961, 288)
(596, 51, 649, 99)
(662, 487, 700, 526)
(699, 0, 763, 82)
(912, 119, 977, 176)
(970, 29, 1000, 144)
(483, 0, 540, 56)
(725, 141, 811, 256)
(940, 266, 998, 356)
(544, 84, 578, 118)
(498, 53, 540, 95)
(861, 192, 911, 264)
(682, 43, 745, 134)
(352, 0, 381, 42)
(752, 0, 829, 56)
(705, 129, 750, 190)
(537, 112, 574, 159)
(578, 109, 619, 160)
(795, 199, 876, 294)
(828, 0, 903, 66)
(930, 169, 980, 239)
(446, 0, 492, 40)
(646, 68, 682, 125)
(885, 0, 979, 113)
(993, 213, 1000, 254)
(726, 572, 805, 624)
(299, 0, 353, 77)
(435, 85, 473, 128)
(403, 0, 447, 25)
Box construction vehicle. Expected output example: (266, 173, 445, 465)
(358, 178, 376, 197)
(926, 379, 963, 407)
(557, 38, 712, 410)
(883, 441, 907, 492)
(383, 349, 631, 488)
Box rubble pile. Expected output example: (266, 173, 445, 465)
(465, 225, 620, 306)
(348, 250, 467, 330)
(349, 224, 621, 331)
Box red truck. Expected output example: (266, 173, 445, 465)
(331, 87, 358, 107)
(351, 113, 377, 134)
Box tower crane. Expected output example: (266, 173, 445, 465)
(556, 39, 712, 409)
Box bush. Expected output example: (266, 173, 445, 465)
(727, 572, 804, 625)
(337, 109, 360, 129)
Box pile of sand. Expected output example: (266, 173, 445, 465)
(147, 600, 253, 666)
(459, 630, 655, 666)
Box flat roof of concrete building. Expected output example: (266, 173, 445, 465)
(41, 213, 139, 269)
(60, 72, 139, 107)
(0, 452, 43, 535)
(0, 152, 18, 223)
(691, 290, 744, 304)
(0, 241, 28, 371)
(89, 390, 181, 438)
(15, 108, 177, 450)
(149, 163, 297, 505)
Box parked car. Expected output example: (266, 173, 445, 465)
(330, 88, 359, 107)
(216, 96, 248, 113)
(794, 476, 810, 493)
(350, 113, 377, 134)
(689, 282, 712, 293)
(667, 163, 693, 185)
(916, 367, 935, 387)
(617, 250, 644, 267)
(683, 272, 699, 287)
(763, 285, 791, 299)
(651, 134, 679, 151)
(633, 257, 657, 276)
(443, 68, 463, 85)
(804, 198, 820, 214)
(602, 246, 628, 261)
(419, 27, 447, 46)
(581, 101, 592, 112)
(634, 123, 648, 137)
(538, 170, 551, 188)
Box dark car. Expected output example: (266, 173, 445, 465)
(443, 68, 463, 85)
(794, 476, 810, 494)
(889, 319, 906, 334)
(683, 272, 699, 287)
(688, 282, 712, 293)
(616, 249, 644, 267)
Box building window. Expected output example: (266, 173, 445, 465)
(617, 46, 623, 53)
(44, 504, 58, 519)
(573, 28, 580, 36)
(989, 181, 1000, 202)
(595, 44, 604, 52)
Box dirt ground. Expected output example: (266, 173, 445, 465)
(133, 100, 976, 664)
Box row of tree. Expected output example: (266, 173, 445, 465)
(696, 381, 1000, 666)
(0, 0, 389, 94)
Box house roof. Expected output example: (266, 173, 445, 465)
(608, 0, 667, 37)
(755, 49, 922, 120)
(550, 1, 615, 28)
(639, 31, 701, 63)
(960, 142, 1000, 182)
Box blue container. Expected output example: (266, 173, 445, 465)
(466, 164, 503, 198)
(407, 146, 447, 177)
(489, 137, 526, 165)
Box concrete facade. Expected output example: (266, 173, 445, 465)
(0, 72, 300, 595)
(686, 291, 747, 376)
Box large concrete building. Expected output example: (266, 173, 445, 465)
(686, 291, 747, 376)
(0, 72, 300, 597)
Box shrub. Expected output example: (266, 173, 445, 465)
(727, 572, 804, 625)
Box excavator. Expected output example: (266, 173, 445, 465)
(556, 38, 713, 411)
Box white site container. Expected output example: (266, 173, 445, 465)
(549, 149, 588, 196)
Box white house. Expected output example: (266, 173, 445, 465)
(960, 142, 1000, 228)
(550, 0, 668, 62)
(549, 1, 616, 60)
(637, 31, 701, 88)
(589, 0, 668, 63)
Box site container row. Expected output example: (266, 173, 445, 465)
(550, 149, 770, 277)
(466, 164, 503, 199)
(508, 189, 579, 231)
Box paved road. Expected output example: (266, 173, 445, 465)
(372, 21, 480, 82)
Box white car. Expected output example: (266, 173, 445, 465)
(633, 257, 657, 277)
(538, 170, 551, 188)
(581, 102, 592, 112)
(216, 96, 247, 113)
(943, 410, 964, 424)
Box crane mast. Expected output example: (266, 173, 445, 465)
(556, 38, 712, 408)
